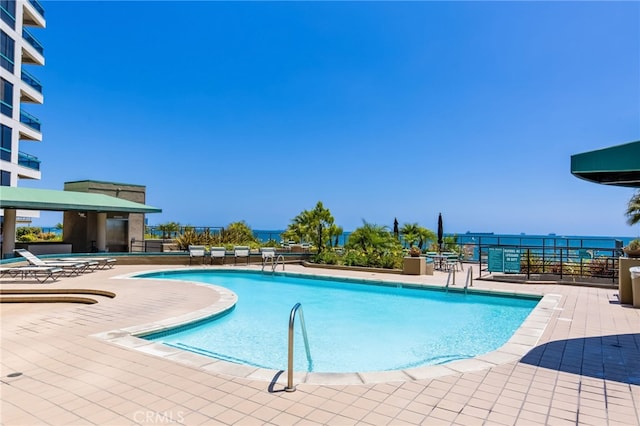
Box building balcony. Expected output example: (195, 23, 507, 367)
(22, 28, 44, 56)
(20, 109, 41, 132)
(24, 0, 45, 28)
(18, 150, 40, 171)
(20, 68, 43, 104)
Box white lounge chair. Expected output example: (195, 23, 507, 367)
(0, 266, 64, 283)
(188, 245, 206, 265)
(261, 247, 276, 261)
(210, 247, 226, 265)
(55, 256, 116, 270)
(233, 246, 250, 265)
(14, 249, 95, 276)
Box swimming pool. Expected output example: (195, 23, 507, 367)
(139, 270, 540, 373)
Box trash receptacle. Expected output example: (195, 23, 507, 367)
(631, 267, 640, 308)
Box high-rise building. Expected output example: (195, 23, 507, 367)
(0, 0, 45, 222)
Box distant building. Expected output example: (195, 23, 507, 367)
(0, 0, 46, 224)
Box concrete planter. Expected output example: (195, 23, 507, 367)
(403, 256, 427, 275)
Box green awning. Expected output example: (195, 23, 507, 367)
(0, 186, 162, 213)
(571, 141, 640, 188)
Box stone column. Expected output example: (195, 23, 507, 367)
(2, 208, 17, 259)
(96, 212, 107, 252)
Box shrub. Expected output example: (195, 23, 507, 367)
(313, 250, 340, 265)
(342, 250, 368, 267)
(17, 232, 38, 242)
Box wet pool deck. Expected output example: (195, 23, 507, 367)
(1, 263, 639, 425)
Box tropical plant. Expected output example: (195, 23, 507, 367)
(626, 190, 640, 226)
(326, 223, 344, 248)
(399, 223, 420, 247)
(157, 221, 180, 239)
(416, 226, 437, 250)
(220, 221, 258, 245)
(283, 201, 336, 253)
(345, 220, 403, 267)
(174, 228, 200, 250)
(400, 223, 436, 250)
(313, 250, 340, 265)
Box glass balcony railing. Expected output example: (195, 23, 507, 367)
(28, 0, 45, 18)
(22, 28, 43, 56)
(21, 68, 42, 93)
(18, 151, 40, 170)
(20, 109, 41, 132)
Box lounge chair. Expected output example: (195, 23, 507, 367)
(14, 249, 95, 276)
(261, 247, 276, 265)
(55, 257, 116, 270)
(188, 245, 206, 265)
(0, 266, 64, 283)
(233, 246, 250, 265)
(210, 247, 226, 265)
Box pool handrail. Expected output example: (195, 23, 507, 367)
(285, 302, 312, 392)
(464, 267, 473, 293)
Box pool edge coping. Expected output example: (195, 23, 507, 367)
(92, 266, 559, 386)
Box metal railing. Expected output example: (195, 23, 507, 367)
(478, 245, 620, 283)
(18, 151, 39, 170)
(285, 303, 312, 392)
(21, 68, 42, 93)
(22, 28, 44, 55)
(20, 109, 41, 131)
(28, 0, 45, 18)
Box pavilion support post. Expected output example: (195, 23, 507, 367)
(96, 212, 107, 252)
(2, 209, 16, 259)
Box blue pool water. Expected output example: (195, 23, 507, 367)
(141, 270, 539, 373)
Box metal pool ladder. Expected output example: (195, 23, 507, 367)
(261, 254, 285, 274)
(285, 303, 312, 392)
(445, 267, 473, 293)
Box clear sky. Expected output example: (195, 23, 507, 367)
(22, 1, 639, 237)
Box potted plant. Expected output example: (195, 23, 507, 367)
(409, 246, 422, 257)
(623, 239, 640, 258)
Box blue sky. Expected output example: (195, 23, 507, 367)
(23, 1, 639, 237)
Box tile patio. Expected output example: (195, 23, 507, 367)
(1, 263, 639, 425)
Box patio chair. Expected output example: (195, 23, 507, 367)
(233, 246, 250, 265)
(188, 245, 206, 265)
(0, 265, 64, 283)
(14, 249, 94, 276)
(444, 253, 461, 272)
(210, 247, 226, 265)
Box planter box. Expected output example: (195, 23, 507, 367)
(403, 256, 427, 275)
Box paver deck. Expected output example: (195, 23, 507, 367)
(1, 263, 639, 425)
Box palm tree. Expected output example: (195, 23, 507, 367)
(283, 201, 336, 253)
(416, 226, 437, 250)
(626, 190, 640, 226)
(345, 221, 395, 255)
(327, 224, 344, 248)
(399, 223, 420, 248)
